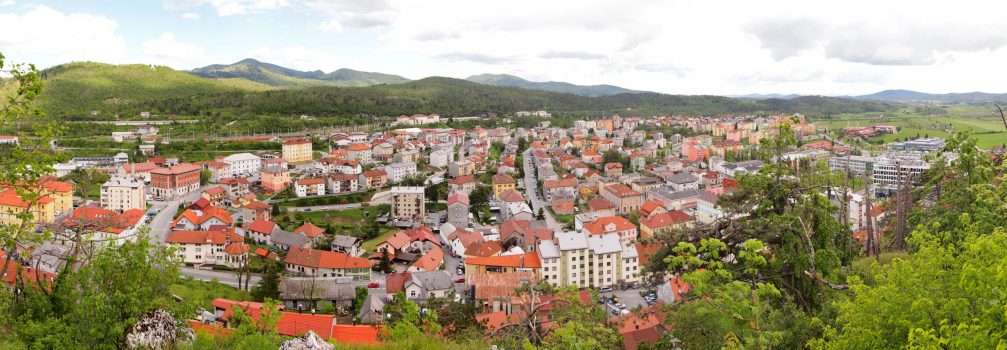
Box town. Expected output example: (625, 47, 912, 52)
(0, 109, 960, 349)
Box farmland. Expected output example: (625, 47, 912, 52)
(812, 105, 1007, 148)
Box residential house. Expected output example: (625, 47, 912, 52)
(294, 178, 326, 197)
(447, 175, 478, 195)
(166, 229, 247, 268)
(172, 206, 233, 231)
(260, 166, 292, 192)
(222, 153, 262, 178)
(491, 174, 517, 199)
(326, 173, 359, 194)
(284, 247, 371, 280)
(582, 216, 638, 242)
(639, 210, 692, 239)
(330, 235, 362, 257)
(447, 193, 470, 229)
(600, 183, 644, 214)
(358, 170, 387, 189)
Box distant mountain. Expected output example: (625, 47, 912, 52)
(466, 73, 643, 97)
(854, 89, 1007, 103)
(189, 58, 410, 87)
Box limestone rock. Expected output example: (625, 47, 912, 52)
(124, 309, 180, 350)
(279, 331, 334, 350)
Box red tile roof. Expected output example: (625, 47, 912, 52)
(330, 325, 381, 345)
(247, 219, 276, 234)
(583, 216, 637, 235)
(639, 200, 665, 216)
(276, 312, 334, 339)
(447, 193, 470, 206)
(605, 183, 642, 198)
(492, 173, 516, 185)
(586, 198, 616, 211)
(282, 138, 312, 146)
(295, 178, 325, 186)
(293, 223, 325, 239)
(165, 230, 239, 245)
(464, 240, 503, 258)
(639, 210, 692, 229)
(465, 253, 542, 268)
(410, 246, 444, 271)
(284, 247, 370, 269)
(385, 272, 411, 293)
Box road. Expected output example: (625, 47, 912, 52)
(521, 149, 563, 232)
(180, 266, 262, 288)
(146, 186, 208, 245)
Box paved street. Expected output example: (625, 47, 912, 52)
(522, 148, 563, 231)
(180, 266, 262, 288)
(146, 186, 208, 245)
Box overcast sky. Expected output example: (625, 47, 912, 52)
(2, 0, 1007, 96)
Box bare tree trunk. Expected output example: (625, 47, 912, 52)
(864, 171, 877, 259)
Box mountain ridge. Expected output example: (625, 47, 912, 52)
(465, 73, 642, 97)
(189, 58, 411, 87)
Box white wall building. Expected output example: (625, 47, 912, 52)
(222, 153, 262, 178)
(100, 176, 146, 212)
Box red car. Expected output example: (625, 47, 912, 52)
(367, 282, 380, 288)
(454, 278, 465, 283)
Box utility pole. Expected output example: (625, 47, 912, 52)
(863, 170, 877, 259)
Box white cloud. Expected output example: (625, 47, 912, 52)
(0, 0, 15, 7)
(0, 5, 126, 64)
(181, 12, 199, 19)
(163, 0, 289, 16)
(142, 32, 208, 68)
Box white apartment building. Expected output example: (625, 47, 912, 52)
(873, 158, 930, 193)
(391, 186, 426, 222)
(166, 230, 247, 268)
(429, 148, 453, 168)
(538, 232, 639, 289)
(100, 176, 146, 212)
(222, 153, 262, 177)
(294, 178, 326, 197)
(384, 162, 418, 183)
(828, 155, 876, 176)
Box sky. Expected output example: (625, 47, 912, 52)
(2, 0, 1007, 96)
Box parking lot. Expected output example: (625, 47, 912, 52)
(599, 287, 656, 316)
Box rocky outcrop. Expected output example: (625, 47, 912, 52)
(124, 309, 184, 350)
(279, 331, 334, 350)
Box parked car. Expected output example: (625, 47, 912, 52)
(454, 278, 465, 283)
(599, 287, 613, 293)
(367, 282, 380, 288)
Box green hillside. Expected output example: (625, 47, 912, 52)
(189, 58, 410, 87)
(18, 63, 896, 119)
(137, 76, 895, 117)
(33, 62, 255, 118)
(466, 73, 641, 97)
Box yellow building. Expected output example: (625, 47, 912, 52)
(491, 173, 517, 199)
(281, 139, 313, 163)
(0, 179, 73, 225)
(0, 189, 56, 225)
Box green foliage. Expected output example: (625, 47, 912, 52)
(1, 237, 181, 350)
(811, 228, 1007, 349)
(384, 293, 442, 340)
(251, 260, 281, 302)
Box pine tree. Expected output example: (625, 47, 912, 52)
(375, 248, 393, 273)
(252, 260, 282, 301)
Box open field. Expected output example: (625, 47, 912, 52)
(812, 105, 1007, 148)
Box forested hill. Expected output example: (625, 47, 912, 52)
(466, 73, 642, 97)
(24, 63, 896, 119)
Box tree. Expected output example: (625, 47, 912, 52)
(374, 248, 394, 273)
(252, 260, 281, 301)
(199, 168, 212, 185)
(536, 208, 545, 220)
(352, 286, 369, 314)
(810, 227, 1007, 349)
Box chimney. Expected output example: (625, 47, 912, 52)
(519, 255, 524, 267)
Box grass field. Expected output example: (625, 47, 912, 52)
(812, 105, 1007, 148)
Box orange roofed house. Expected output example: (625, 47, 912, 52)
(284, 246, 371, 280)
(0, 179, 74, 225)
(464, 253, 542, 282)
